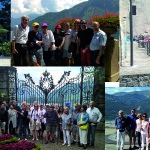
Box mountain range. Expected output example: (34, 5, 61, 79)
(106, 90, 150, 120)
(11, 0, 119, 31)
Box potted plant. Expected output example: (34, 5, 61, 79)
(56, 17, 77, 30)
(88, 13, 119, 36)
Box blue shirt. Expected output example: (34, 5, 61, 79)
(127, 114, 138, 130)
(28, 30, 43, 50)
(90, 29, 107, 51)
(77, 112, 89, 125)
(115, 117, 127, 131)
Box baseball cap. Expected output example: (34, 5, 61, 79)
(66, 102, 70, 107)
(74, 103, 79, 107)
(32, 22, 39, 27)
(119, 110, 124, 113)
(42, 23, 48, 27)
(55, 25, 62, 29)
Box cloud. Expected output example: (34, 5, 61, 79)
(11, 0, 88, 17)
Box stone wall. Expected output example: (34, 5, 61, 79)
(120, 74, 150, 87)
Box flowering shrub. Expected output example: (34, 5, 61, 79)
(0, 134, 13, 142)
(56, 17, 77, 29)
(0, 137, 18, 145)
(88, 13, 119, 28)
(0, 141, 40, 150)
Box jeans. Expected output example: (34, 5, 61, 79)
(87, 123, 96, 145)
(136, 131, 141, 146)
(13, 44, 28, 66)
(141, 134, 148, 150)
(19, 119, 27, 139)
(43, 50, 56, 66)
(116, 129, 125, 150)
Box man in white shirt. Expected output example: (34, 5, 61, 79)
(12, 15, 30, 66)
(86, 101, 102, 147)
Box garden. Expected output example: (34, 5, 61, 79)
(0, 134, 41, 150)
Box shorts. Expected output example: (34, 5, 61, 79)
(72, 124, 79, 136)
(63, 49, 72, 58)
(129, 130, 135, 138)
(30, 48, 43, 63)
(46, 125, 56, 133)
(32, 122, 40, 131)
(0, 122, 5, 130)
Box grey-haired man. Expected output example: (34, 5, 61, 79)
(115, 110, 127, 150)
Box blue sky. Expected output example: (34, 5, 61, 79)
(16, 67, 81, 85)
(105, 87, 150, 95)
(11, 0, 88, 18)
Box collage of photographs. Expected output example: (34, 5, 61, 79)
(0, 0, 150, 150)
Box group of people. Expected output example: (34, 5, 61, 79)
(0, 100, 102, 149)
(12, 15, 107, 66)
(115, 109, 150, 150)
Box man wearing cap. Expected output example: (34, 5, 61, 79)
(115, 110, 127, 150)
(90, 22, 107, 66)
(127, 109, 138, 150)
(71, 103, 81, 145)
(86, 101, 102, 147)
(12, 15, 30, 66)
(43, 104, 58, 144)
(41, 23, 55, 66)
(28, 22, 43, 66)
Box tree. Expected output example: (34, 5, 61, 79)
(0, 25, 8, 43)
(0, 0, 10, 40)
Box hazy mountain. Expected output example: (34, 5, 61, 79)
(11, 14, 41, 28)
(106, 90, 150, 120)
(25, 0, 119, 30)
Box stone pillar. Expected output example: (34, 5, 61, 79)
(105, 39, 120, 82)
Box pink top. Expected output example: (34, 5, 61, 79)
(141, 121, 149, 137)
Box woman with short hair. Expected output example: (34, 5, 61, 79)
(62, 107, 72, 146)
(77, 105, 89, 149)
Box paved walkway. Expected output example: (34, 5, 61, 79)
(120, 42, 150, 75)
(26, 132, 104, 150)
(0, 57, 11, 66)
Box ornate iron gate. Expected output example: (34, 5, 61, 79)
(16, 67, 95, 108)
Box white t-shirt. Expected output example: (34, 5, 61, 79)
(42, 30, 55, 51)
(63, 29, 72, 51)
(12, 24, 30, 44)
(86, 107, 102, 123)
(38, 109, 46, 124)
(31, 109, 40, 123)
(136, 119, 142, 132)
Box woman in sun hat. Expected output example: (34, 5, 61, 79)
(53, 24, 65, 65)
(41, 23, 55, 66)
(28, 22, 43, 66)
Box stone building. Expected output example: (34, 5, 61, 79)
(120, 0, 150, 65)
(0, 67, 17, 104)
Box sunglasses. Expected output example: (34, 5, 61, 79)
(143, 116, 146, 117)
(34, 26, 39, 28)
(80, 23, 86, 25)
